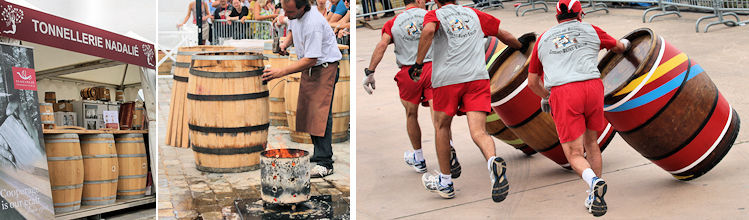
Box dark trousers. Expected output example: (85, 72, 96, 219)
(310, 68, 339, 169)
(361, 0, 375, 19)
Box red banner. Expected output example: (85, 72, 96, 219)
(0, 1, 156, 69)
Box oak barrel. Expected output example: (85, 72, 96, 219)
(40, 103, 55, 129)
(187, 51, 269, 172)
(264, 41, 291, 127)
(44, 134, 84, 213)
(45, 92, 56, 103)
(80, 134, 119, 206)
(114, 134, 148, 199)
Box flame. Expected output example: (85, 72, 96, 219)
(265, 148, 301, 158)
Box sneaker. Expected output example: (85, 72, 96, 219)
(404, 150, 427, 173)
(421, 171, 455, 199)
(490, 157, 509, 203)
(450, 146, 462, 178)
(310, 165, 334, 178)
(586, 177, 608, 216)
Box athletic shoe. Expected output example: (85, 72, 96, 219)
(404, 150, 427, 173)
(450, 146, 462, 178)
(421, 171, 455, 199)
(310, 165, 334, 178)
(586, 177, 608, 216)
(490, 156, 509, 203)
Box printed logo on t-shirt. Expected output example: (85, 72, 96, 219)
(553, 34, 577, 49)
(440, 11, 478, 38)
(450, 18, 469, 32)
(396, 15, 424, 41)
(547, 30, 587, 54)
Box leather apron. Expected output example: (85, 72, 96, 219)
(296, 62, 338, 137)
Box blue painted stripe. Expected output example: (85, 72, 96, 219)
(606, 64, 704, 112)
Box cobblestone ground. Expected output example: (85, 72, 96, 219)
(157, 78, 350, 219)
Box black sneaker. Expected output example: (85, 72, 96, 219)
(490, 156, 509, 203)
(450, 146, 461, 178)
(587, 178, 608, 216)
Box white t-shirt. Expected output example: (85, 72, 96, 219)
(288, 6, 342, 65)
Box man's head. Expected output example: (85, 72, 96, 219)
(282, 0, 311, 20)
(435, 0, 455, 8)
(404, 0, 426, 9)
(232, 0, 242, 9)
(218, 0, 229, 7)
(556, 0, 583, 22)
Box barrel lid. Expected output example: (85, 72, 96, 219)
(115, 133, 143, 138)
(191, 51, 265, 61)
(489, 33, 536, 103)
(598, 28, 659, 104)
(80, 133, 114, 138)
(177, 45, 237, 55)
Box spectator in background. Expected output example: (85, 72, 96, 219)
(253, 0, 279, 21)
(177, 1, 213, 44)
(229, 0, 250, 21)
(361, 0, 377, 21)
(213, 0, 233, 20)
(331, 0, 349, 38)
(316, 0, 329, 17)
(381, 0, 395, 17)
(326, 0, 348, 23)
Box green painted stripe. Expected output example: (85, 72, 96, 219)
(486, 113, 500, 123)
(501, 138, 525, 145)
(485, 47, 507, 70)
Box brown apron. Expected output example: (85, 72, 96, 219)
(296, 62, 338, 137)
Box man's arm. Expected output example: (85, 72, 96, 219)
(610, 40, 628, 54)
(367, 33, 392, 71)
(177, 3, 194, 28)
(496, 28, 522, 50)
(415, 22, 436, 65)
(527, 73, 548, 99)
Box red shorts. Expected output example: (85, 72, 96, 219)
(394, 62, 433, 106)
(432, 79, 492, 116)
(549, 79, 606, 143)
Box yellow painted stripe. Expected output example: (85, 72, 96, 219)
(501, 138, 525, 145)
(614, 53, 688, 96)
(672, 174, 694, 180)
(485, 46, 507, 70)
(486, 113, 501, 122)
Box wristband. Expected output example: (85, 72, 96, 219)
(364, 68, 375, 76)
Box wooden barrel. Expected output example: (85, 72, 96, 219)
(158, 50, 173, 75)
(40, 103, 55, 129)
(264, 41, 291, 127)
(332, 70, 350, 143)
(285, 72, 313, 143)
(44, 134, 84, 213)
(45, 92, 56, 103)
(165, 45, 236, 148)
(115, 90, 124, 102)
(132, 105, 145, 130)
(114, 134, 148, 199)
(488, 33, 616, 169)
(599, 28, 740, 180)
(80, 134, 119, 206)
(338, 45, 350, 81)
(80, 88, 97, 100)
(188, 51, 269, 173)
(486, 110, 536, 156)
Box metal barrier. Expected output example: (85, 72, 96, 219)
(356, 2, 439, 18)
(583, 0, 610, 15)
(211, 20, 273, 45)
(636, 0, 749, 32)
(516, 0, 549, 16)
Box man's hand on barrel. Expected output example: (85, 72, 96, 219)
(620, 39, 631, 52)
(262, 67, 286, 81)
(541, 97, 551, 114)
(408, 63, 423, 82)
(517, 33, 537, 53)
(362, 68, 376, 95)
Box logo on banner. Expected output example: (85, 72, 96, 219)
(12, 67, 36, 90)
(1, 5, 24, 34)
(141, 44, 154, 66)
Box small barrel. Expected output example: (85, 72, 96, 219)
(44, 134, 84, 213)
(114, 134, 148, 199)
(489, 33, 615, 169)
(285, 73, 313, 144)
(188, 51, 269, 173)
(40, 103, 55, 129)
(332, 71, 350, 143)
(80, 134, 119, 206)
(599, 28, 740, 180)
(132, 106, 145, 130)
(115, 90, 124, 102)
(486, 110, 536, 156)
(81, 88, 97, 100)
(45, 92, 56, 103)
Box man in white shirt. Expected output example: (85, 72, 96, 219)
(262, 0, 342, 178)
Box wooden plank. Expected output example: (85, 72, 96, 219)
(42, 129, 149, 134)
(54, 196, 155, 220)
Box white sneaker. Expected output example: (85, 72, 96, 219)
(586, 177, 607, 216)
(421, 171, 455, 199)
(404, 150, 427, 173)
(310, 164, 334, 178)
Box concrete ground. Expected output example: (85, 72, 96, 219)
(156, 78, 350, 219)
(356, 6, 749, 219)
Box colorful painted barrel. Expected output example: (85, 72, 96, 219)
(489, 33, 616, 169)
(188, 51, 269, 172)
(114, 134, 148, 199)
(44, 134, 84, 213)
(598, 28, 740, 180)
(80, 134, 119, 206)
(486, 110, 536, 156)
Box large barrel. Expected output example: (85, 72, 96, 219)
(489, 33, 616, 169)
(599, 28, 740, 180)
(332, 69, 350, 143)
(166, 45, 236, 148)
(44, 134, 84, 213)
(264, 40, 291, 127)
(486, 110, 536, 156)
(187, 51, 269, 173)
(114, 134, 148, 199)
(40, 103, 55, 129)
(80, 134, 119, 206)
(338, 45, 350, 81)
(285, 73, 312, 143)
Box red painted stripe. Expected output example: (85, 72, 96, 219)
(493, 86, 541, 126)
(605, 89, 676, 131)
(485, 37, 497, 62)
(597, 123, 615, 147)
(538, 143, 569, 166)
(651, 92, 731, 172)
(631, 59, 689, 100)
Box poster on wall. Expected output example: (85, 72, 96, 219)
(0, 43, 54, 219)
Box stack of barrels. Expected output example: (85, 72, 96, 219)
(44, 133, 148, 213)
(165, 45, 236, 148)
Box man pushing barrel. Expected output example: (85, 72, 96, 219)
(526, 0, 630, 216)
(262, 0, 342, 178)
(411, 0, 530, 201)
(361, 0, 462, 177)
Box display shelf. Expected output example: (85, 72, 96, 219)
(55, 196, 155, 220)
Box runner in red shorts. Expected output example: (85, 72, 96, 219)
(526, 0, 630, 216)
(363, 0, 462, 177)
(411, 0, 530, 201)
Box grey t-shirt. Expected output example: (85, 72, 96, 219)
(288, 6, 342, 65)
(425, 4, 500, 88)
(531, 21, 617, 89)
(385, 7, 433, 67)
